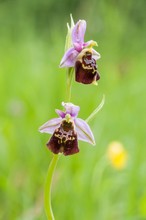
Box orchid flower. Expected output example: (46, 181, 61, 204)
(60, 19, 101, 84)
(39, 102, 95, 156)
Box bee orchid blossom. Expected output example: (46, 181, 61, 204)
(39, 102, 95, 156)
(60, 20, 101, 84)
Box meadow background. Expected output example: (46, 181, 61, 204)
(0, 0, 146, 219)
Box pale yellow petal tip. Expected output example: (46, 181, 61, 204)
(107, 141, 128, 170)
(86, 41, 98, 50)
(92, 141, 96, 146)
(92, 41, 98, 47)
(92, 81, 98, 86)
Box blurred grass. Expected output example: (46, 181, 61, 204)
(0, 0, 146, 219)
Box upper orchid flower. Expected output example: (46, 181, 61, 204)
(39, 102, 95, 156)
(60, 20, 100, 67)
(60, 20, 101, 84)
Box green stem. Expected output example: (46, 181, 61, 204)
(44, 67, 73, 220)
(44, 16, 74, 220)
(66, 67, 73, 102)
(44, 154, 60, 220)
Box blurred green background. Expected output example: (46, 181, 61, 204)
(0, 0, 146, 219)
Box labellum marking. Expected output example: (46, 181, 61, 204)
(82, 52, 97, 74)
(75, 50, 100, 84)
(47, 119, 79, 155)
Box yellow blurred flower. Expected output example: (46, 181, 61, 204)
(107, 141, 128, 170)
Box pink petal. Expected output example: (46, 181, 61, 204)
(74, 118, 95, 145)
(72, 20, 86, 44)
(55, 109, 66, 118)
(73, 42, 83, 52)
(62, 102, 80, 117)
(39, 118, 62, 134)
(60, 47, 79, 68)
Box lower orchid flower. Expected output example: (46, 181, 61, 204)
(39, 102, 95, 156)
